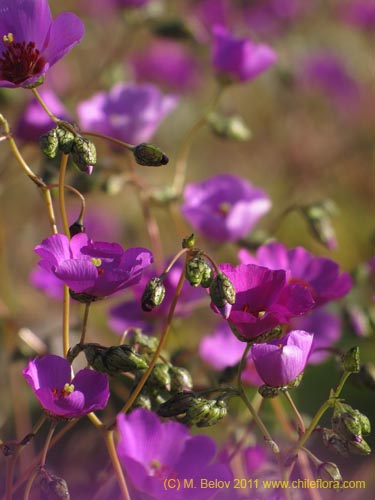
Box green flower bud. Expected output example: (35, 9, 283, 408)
(322, 428, 349, 457)
(71, 136, 97, 174)
(56, 123, 76, 154)
(133, 392, 152, 411)
(131, 330, 159, 353)
(158, 391, 197, 417)
(182, 234, 195, 249)
(38, 468, 69, 499)
(184, 398, 228, 427)
(200, 263, 214, 288)
(300, 200, 338, 250)
(141, 277, 166, 312)
(317, 462, 343, 484)
(83, 343, 147, 374)
(347, 436, 371, 456)
(148, 363, 171, 389)
(186, 256, 206, 287)
(258, 384, 287, 399)
(39, 128, 59, 158)
(342, 346, 360, 373)
(133, 143, 169, 167)
(358, 412, 371, 435)
(208, 113, 252, 142)
(209, 272, 236, 308)
(168, 366, 193, 393)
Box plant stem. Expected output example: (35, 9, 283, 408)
(79, 303, 91, 345)
(283, 390, 305, 435)
(102, 430, 131, 500)
(31, 88, 59, 123)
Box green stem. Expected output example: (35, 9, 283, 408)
(79, 303, 91, 345)
(102, 430, 131, 500)
(31, 88, 59, 123)
(283, 390, 305, 435)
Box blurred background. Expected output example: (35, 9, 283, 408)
(0, 0, 374, 498)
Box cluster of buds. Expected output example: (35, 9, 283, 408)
(322, 401, 371, 457)
(185, 255, 214, 288)
(158, 391, 228, 427)
(39, 121, 96, 174)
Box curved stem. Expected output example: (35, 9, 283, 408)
(46, 183, 86, 224)
(31, 88, 59, 123)
(139, 191, 163, 273)
(160, 248, 189, 277)
(172, 83, 225, 194)
(42, 189, 58, 234)
(81, 130, 133, 151)
(113, 262, 186, 422)
(283, 390, 305, 435)
(39, 422, 57, 467)
(102, 430, 131, 500)
(79, 303, 91, 345)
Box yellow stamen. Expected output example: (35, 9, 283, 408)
(3, 33, 14, 43)
(91, 257, 102, 267)
(258, 310, 266, 318)
(63, 383, 75, 394)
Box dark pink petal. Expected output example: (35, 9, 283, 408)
(54, 259, 97, 293)
(42, 12, 85, 66)
(34, 234, 71, 267)
(23, 355, 70, 391)
(72, 369, 109, 412)
(69, 233, 91, 259)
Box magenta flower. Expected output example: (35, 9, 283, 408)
(212, 26, 277, 83)
(109, 260, 205, 334)
(131, 40, 199, 92)
(34, 233, 153, 300)
(251, 330, 314, 386)
(212, 263, 314, 341)
(77, 82, 178, 145)
(117, 409, 232, 499)
(0, 0, 84, 88)
(182, 174, 271, 242)
(238, 241, 352, 307)
(23, 355, 109, 418)
(15, 88, 71, 142)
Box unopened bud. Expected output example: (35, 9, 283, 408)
(130, 330, 159, 353)
(69, 221, 86, 237)
(209, 272, 236, 309)
(71, 136, 96, 174)
(358, 412, 371, 435)
(141, 277, 166, 312)
(332, 403, 362, 441)
(186, 256, 206, 287)
(151, 19, 194, 40)
(133, 392, 152, 411)
(38, 468, 69, 499)
(317, 462, 343, 484)
(208, 113, 252, 141)
(300, 200, 338, 250)
(184, 398, 228, 427)
(342, 346, 360, 373)
(322, 428, 349, 457)
(158, 391, 196, 417)
(83, 343, 147, 374)
(56, 123, 75, 154)
(148, 363, 171, 389)
(182, 234, 195, 249)
(40, 128, 59, 158)
(258, 384, 287, 398)
(347, 435, 371, 455)
(168, 366, 193, 392)
(133, 143, 169, 167)
(201, 263, 214, 288)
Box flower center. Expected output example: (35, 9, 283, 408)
(51, 383, 75, 399)
(91, 257, 104, 275)
(0, 34, 46, 84)
(242, 304, 266, 318)
(217, 202, 232, 216)
(149, 460, 177, 481)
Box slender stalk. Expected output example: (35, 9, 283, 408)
(42, 189, 58, 234)
(102, 431, 131, 500)
(31, 89, 59, 123)
(46, 183, 86, 224)
(139, 191, 163, 272)
(283, 390, 305, 435)
(79, 303, 91, 345)
(172, 83, 225, 194)
(58, 154, 70, 238)
(81, 130, 133, 151)
(113, 263, 186, 421)
(160, 248, 188, 277)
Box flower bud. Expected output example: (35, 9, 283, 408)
(141, 277, 166, 312)
(209, 272, 236, 308)
(71, 136, 96, 174)
(83, 343, 147, 374)
(38, 468, 69, 499)
(69, 221, 86, 237)
(358, 412, 371, 435)
(148, 363, 171, 390)
(342, 346, 360, 373)
(332, 403, 362, 441)
(182, 234, 195, 249)
(168, 366, 193, 392)
(208, 113, 252, 142)
(184, 398, 228, 427)
(258, 384, 287, 399)
(130, 330, 159, 353)
(186, 256, 206, 287)
(200, 263, 214, 288)
(151, 19, 194, 41)
(347, 435, 371, 455)
(133, 392, 152, 411)
(39, 128, 59, 158)
(317, 462, 343, 483)
(158, 391, 197, 417)
(133, 143, 169, 167)
(300, 200, 338, 250)
(56, 123, 76, 154)
(322, 428, 349, 457)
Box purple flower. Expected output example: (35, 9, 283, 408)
(182, 174, 272, 242)
(23, 354, 109, 418)
(34, 233, 153, 300)
(15, 88, 71, 142)
(212, 263, 314, 341)
(131, 40, 199, 92)
(109, 260, 205, 334)
(238, 241, 352, 307)
(298, 52, 360, 111)
(117, 408, 232, 499)
(251, 330, 314, 386)
(339, 0, 375, 30)
(77, 82, 178, 145)
(212, 26, 277, 83)
(30, 266, 64, 300)
(292, 308, 341, 364)
(0, 0, 84, 88)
